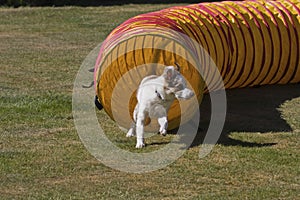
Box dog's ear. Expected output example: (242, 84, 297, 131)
(174, 62, 181, 72)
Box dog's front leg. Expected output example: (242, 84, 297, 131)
(135, 110, 146, 148)
(158, 116, 168, 136)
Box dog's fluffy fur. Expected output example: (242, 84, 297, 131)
(126, 65, 194, 148)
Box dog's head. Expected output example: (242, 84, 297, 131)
(163, 66, 179, 84)
(162, 65, 194, 100)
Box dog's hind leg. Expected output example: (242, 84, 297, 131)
(126, 104, 138, 137)
(158, 116, 168, 136)
(126, 122, 136, 137)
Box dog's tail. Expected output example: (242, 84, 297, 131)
(82, 81, 94, 88)
(82, 68, 95, 88)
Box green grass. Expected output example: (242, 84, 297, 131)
(0, 4, 300, 200)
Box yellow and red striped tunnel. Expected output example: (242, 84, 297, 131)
(94, 0, 300, 130)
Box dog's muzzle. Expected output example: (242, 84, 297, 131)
(175, 88, 194, 100)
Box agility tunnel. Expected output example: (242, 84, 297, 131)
(94, 0, 300, 130)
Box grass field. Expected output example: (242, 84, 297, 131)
(0, 4, 299, 199)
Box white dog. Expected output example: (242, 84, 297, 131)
(126, 65, 195, 148)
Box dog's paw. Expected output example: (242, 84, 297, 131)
(160, 129, 167, 136)
(135, 143, 145, 148)
(126, 128, 135, 137)
(135, 139, 145, 148)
